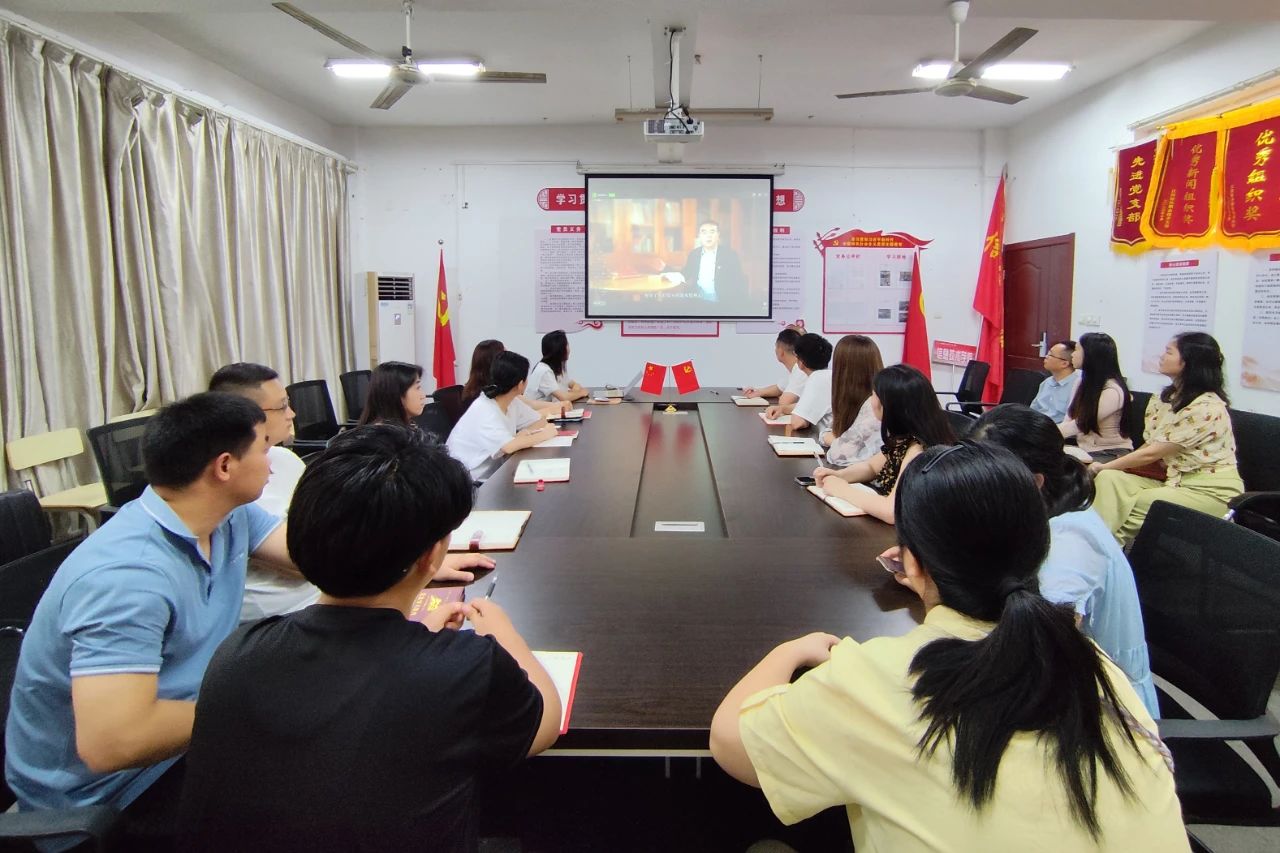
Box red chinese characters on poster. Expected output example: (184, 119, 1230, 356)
(1111, 140, 1157, 252)
(537, 188, 586, 211)
(1144, 130, 1219, 244)
(1220, 115, 1280, 249)
(772, 189, 805, 212)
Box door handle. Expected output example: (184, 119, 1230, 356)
(1033, 332, 1047, 356)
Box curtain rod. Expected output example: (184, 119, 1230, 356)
(0, 10, 357, 169)
(1128, 66, 1280, 133)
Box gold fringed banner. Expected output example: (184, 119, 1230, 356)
(1110, 139, 1158, 254)
(1139, 114, 1223, 250)
(1218, 99, 1280, 251)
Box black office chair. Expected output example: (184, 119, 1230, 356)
(287, 379, 342, 455)
(86, 421, 150, 508)
(935, 360, 989, 417)
(415, 402, 454, 445)
(1224, 408, 1280, 543)
(0, 490, 53, 566)
(0, 538, 118, 848)
(339, 370, 372, 423)
(1128, 501, 1280, 828)
(1126, 390, 1152, 448)
(944, 367, 1048, 418)
(432, 385, 465, 428)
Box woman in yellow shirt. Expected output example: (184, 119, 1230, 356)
(1091, 332, 1243, 545)
(710, 442, 1188, 852)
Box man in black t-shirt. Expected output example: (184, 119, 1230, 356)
(177, 425, 561, 853)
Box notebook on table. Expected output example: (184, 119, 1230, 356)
(448, 510, 532, 551)
(531, 650, 582, 735)
(758, 412, 791, 426)
(535, 434, 577, 448)
(514, 458, 571, 483)
(767, 435, 823, 456)
(805, 484, 870, 517)
(407, 586, 466, 623)
(732, 395, 769, 407)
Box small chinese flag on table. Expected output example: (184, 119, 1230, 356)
(673, 360, 700, 394)
(639, 362, 667, 395)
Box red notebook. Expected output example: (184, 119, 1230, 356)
(532, 650, 582, 735)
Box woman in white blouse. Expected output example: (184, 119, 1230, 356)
(822, 335, 884, 466)
(1058, 333, 1133, 463)
(526, 330, 588, 404)
(446, 351, 556, 478)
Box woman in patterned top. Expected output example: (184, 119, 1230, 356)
(822, 335, 884, 466)
(1091, 332, 1242, 545)
(813, 364, 954, 524)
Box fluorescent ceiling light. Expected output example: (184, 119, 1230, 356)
(326, 61, 391, 79)
(417, 61, 484, 77)
(912, 61, 1072, 81)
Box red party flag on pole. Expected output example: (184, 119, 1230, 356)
(973, 174, 1006, 403)
(902, 252, 932, 381)
(672, 360, 700, 394)
(639, 362, 667, 395)
(432, 250, 457, 388)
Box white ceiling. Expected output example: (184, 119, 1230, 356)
(9, 1, 1278, 129)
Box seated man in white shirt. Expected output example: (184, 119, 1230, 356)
(766, 333, 833, 432)
(210, 363, 490, 621)
(743, 327, 805, 404)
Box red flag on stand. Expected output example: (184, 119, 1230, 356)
(639, 362, 667, 395)
(902, 253, 931, 381)
(973, 175, 1006, 403)
(673, 360, 700, 394)
(432, 250, 456, 388)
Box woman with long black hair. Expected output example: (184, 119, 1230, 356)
(711, 442, 1186, 851)
(1092, 332, 1243, 544)
(356, 361, 428, 427)
(811, 364, 954, 523)
(527, 330, 588, 404)
(1058, 332, 1133, 462)
(972, 404, 1157, 716)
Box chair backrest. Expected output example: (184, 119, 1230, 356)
(86, 420, 151, 507)
(1128, 500, 1280, 721)
(1, 628, 23, 809)
(1127, 390, 1152, 447)
(414, 402, 453, 444)
(954, 360, 990, 416)
(1001, 368, 1049, 407)
(1228, 408, 1280, 492)
(339, 370, 372, 422)
(106, 409, 156, 424)
(0, 490, 53, 565)
(4, 429, 84, 474)
(0, 537, 83, 629)
(432, 385, 465, 427)
(286, 380, 340, 442)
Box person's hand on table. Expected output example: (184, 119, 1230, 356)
(765, 405, 784, 419)
(523, 423, 556, 439)
(422, 600, 467, 632)
(437, 553, 494, 584)
(742, 386, 758, 398)
(813, 466, 838, 487)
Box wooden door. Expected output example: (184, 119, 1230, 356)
(1003, 234, 1075, 373)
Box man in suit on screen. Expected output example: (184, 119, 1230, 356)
(664, 220, 748, 311)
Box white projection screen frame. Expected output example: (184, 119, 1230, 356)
(584, 174, 774, 320)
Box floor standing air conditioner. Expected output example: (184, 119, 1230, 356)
(367, 272, 416, 367)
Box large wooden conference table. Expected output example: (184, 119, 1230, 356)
(467, 387, 922, 755)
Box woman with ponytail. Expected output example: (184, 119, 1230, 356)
(711, 442, 1186, 852)
(972, 404, 1157, 715)
(445, 351, 556, 477)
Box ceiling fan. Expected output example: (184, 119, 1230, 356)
(835, 1, 1036, 106)
(273, 0, 547, 110)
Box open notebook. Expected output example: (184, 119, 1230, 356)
(758, 412, 791, 426)
(768, 435, 823, 456)
(515, 458, 571, 483)
(531, 650, 582, 735)
(534, 433, 577, 448)
(805, 484, 870, 517)
(448, 510, 532, 551)
(731, 395, 769, 407)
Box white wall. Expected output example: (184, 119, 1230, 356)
(351, 124, 998, 391)
(1007, 22, 1280, 416)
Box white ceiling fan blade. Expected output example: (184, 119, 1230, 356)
(273, 2, 396, 65)
(953, 27, 1038, 81)
(428, 71, 547, 84)
(835, 87, 934, 100)
(370, 80, 414, 110)
(965, 85, 1027, 105)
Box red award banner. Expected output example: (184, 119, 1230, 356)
(1111, 139, 1157, 253)
(1141, 118, 1222, 249)
(1219, 102, 1280, 250)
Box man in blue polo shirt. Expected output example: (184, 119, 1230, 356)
(5, 393, 292, 833)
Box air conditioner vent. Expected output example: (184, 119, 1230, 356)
(376, 275, 414, 301)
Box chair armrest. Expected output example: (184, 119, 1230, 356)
(1156, 715, 1280, 741)
(1227, 491, 1280, 512)
(0, 804, 119, 845)
(935, 391, 961, 399)
(945, 401, 996, 414)
(290, 439, 330, 455)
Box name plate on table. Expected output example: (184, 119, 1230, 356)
(654, 521, 706, 533)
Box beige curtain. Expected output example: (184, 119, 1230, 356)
(0, 20, 352, 491)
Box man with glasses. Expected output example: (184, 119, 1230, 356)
(209, 364, 490, 620)
(1030, 340, 1079, 423)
